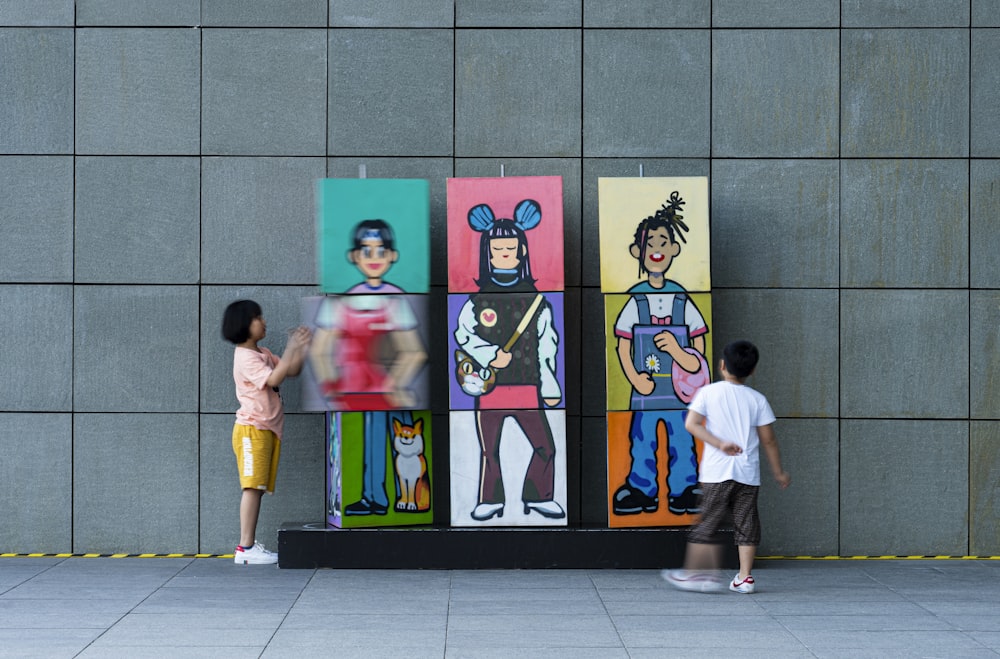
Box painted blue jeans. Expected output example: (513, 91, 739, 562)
(626, 409, 698, 498)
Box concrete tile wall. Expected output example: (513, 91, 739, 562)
(0, 1, 996, 557)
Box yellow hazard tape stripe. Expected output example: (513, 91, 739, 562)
(1, 553, 234, 559)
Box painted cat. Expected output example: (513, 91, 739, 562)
(455, 349, 497, 396)
(393, 418, 430, 512)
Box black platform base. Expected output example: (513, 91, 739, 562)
(277, 523, 738, 570)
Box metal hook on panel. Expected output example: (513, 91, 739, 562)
(639, 164, 644, 178)
(358, 164, 367, 179)
(500, 164, 505, 178)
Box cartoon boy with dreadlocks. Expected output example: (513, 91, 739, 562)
(611, 191, 710, 517)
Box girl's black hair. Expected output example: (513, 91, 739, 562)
(222, 299, 262, 344)
(474, 218, 536, 289)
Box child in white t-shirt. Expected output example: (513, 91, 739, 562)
(663, 340, 790, 593)
(222, 299, 311, 565)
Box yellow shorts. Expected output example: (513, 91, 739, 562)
(232, 424, 281, 493)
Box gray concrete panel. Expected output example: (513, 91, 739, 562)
(200, 157, 324, 284)
(973, 0, 1000, 25)
(584, 29, 710, 158)
(562, 287, 582, 417)
(971, 160, 1000, 287)
(0, 414, 71, 553)
(328, 29, 453, 156)
(76, 0, 200, 26)
(0, 156, 73, 282)
(73, 286, 199, 412)
(0, 28, 73, 154)
(0, 0, 72, 25)
(326, 158, 453, 286)
(73, 413, 198, 554)
(970, 421, 1000, 555)
(842, 29, 969, 157)
(456, 0, 581, 27)
(840, 420, 969, 556)
(758, 419, 839, 556)
(843, 0, 970, 27)
(583, 0, 709, 27)
(202, 0, 327, 26)
(581, 158, 711, 288)
(840, 159, 968, 288)
(712, 289, 840, 419)
(580, 415, 609, 527)
(202, 29, 326, 156)
(840, 290, 969, 419)
(199, 413, 325, 554)
(712, 0, 839, 27)
(712, 159, 839, 287)
(455, 30, 581, 157)
(580, 288, 607, 418)
(330, 0, 454, 27)
(971, 291, 1000, 420)
(452, 158, 582, 287)
(713, 30, 839, 157)
(75, 29, 200, 155)
(200, 286, 320, 414)
(972, 30, 1000, 157)
(75, 156, 200, 283)
(0, 285, 72, 411)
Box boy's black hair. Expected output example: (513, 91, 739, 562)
(351, 219, 395, 251)
(723, 340, 759, 379)
(222, 299, 262, 344)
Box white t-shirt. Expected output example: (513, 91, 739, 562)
(689, 381, 776, 486)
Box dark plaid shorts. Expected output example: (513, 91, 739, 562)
(687, 480, 761, 546)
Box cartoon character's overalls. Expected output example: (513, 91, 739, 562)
(625, 293, 699, 512)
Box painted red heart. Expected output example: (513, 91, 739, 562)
(483, 311, 496, 323)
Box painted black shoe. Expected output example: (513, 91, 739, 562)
(344, 498, 388, 516)
(612, 484, 658, 515)
(667, 485, 701, 515)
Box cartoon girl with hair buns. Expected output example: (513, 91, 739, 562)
(454, 199, 564, 522)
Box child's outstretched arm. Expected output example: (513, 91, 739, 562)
(684, 411, 742, 455)
(758, 424, 791, 489)
(265, 326, 312, 387)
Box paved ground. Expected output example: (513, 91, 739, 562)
(0, 557, 997, 657)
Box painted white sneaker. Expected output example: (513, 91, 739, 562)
(234, 542, 278, 565)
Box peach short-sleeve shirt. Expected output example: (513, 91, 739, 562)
(233, 346, 284, 439)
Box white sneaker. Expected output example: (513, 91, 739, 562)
(729, 573, 756, 594)
(234, 542, 277, 565)
(661, 569, 724, 593)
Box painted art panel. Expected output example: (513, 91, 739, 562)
(301, 294, 430, 412)
(606, 411, 703, 528)
(604, 293, 713, 412)
(449, 409, 567, 528)
(448, 292, 566, 411)
(317, 178, 430, 294)
(327, 410, 434, 529)
(597, 177, 711, 295)
(446, 176, 564, 293)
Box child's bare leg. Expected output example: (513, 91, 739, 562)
(738, 545, 756, 579)
(239, 488, 263, 547)
(683, 542, 722, 571)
